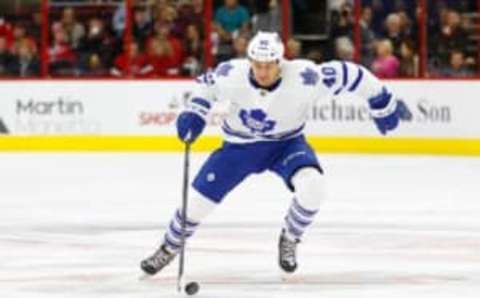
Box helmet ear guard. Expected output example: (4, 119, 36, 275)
(247, 31, 285, 64)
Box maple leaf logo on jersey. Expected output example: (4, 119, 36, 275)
(300, 68, 319, 86)
(215, 63, 234, 77)
(239, 109, 276, 134)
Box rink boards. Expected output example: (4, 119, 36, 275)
(0, 80, 478, 155)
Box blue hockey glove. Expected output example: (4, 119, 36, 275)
(176, 111, 206, 143)
(368, 87, 400, 135)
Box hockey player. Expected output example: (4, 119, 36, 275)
(141, 31, 400, 275)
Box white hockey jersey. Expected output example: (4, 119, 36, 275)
(187, 58, 389, 143)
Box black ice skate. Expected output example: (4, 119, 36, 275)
(278, 229, 300, 273)
(141, 245, 177, 275)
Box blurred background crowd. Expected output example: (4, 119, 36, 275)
(0, 0, 479, 78)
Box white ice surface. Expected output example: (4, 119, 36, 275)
(0, 152, 479, 298)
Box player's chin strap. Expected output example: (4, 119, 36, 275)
(278, 58, 285, 68)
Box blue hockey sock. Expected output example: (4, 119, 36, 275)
(283, 197, 319, 241)
(163, 209, 200, 252)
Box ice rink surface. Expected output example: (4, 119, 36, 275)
(0, 152, 479, 298)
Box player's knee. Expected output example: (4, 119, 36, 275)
(291, 167, 327, 211)
(185, 189, 218, 223)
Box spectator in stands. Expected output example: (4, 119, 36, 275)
(147, 36, 177, 77)
(30, 12, 42, 41)
(153, 0, 170, 16)
(181, 23, 202, 76)
(382, 13, 406, 58)
(330, 1, 353, 62)
(441, 50, 472, 77)
(305, 49, 323, 64)
(0, 35, 13, 75)
(330, 0, 350, 11)
(214, 0, 250, 36)
(83, 52, 108, 77)
(10, 23, 37, 56)
(213, 0, 250, 63)
(158, 5, 183, 38)
(331, 2, 353, 40)
(232, 34, 248, 58)
(399, 39, 417, 77)
(335, 36, 354, 61)
(60, 7, 85, 49)
(8, 39, 40, 77)
(251, 0, 281, 34)
(397, 10, 414, 42)
(361, 6, 376, 66)
(429, 9, 469, 70)
(77, 18, 117, 74)
(407, 4, 421, 53)
(133, 6, 152, 50)
(286, 37, 302, 59)
(371, 39, 400, 78)
(147, 21, 183, 74)
(0, 17, 14, 47)
(111, 41, 152, 77)
(112, 4, 126, 38)
(176, 0, 204, 38)
(49, 23, 76, 75)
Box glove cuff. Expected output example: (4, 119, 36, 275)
(368, 87, 397, 119)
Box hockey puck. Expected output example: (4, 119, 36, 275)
(185, 281, 200, 295)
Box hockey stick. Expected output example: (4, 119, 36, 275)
(177, 141, 191, 292)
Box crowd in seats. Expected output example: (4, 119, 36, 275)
(0, 14, 41, 77)
(108, 0, 205, 78)
(329, 0, 420, 78)
(36, 0, 208, 78)
(49, 3, 123, 77)
(356, 0, 477, 78)
(329, 1, 354, 61)
(1, 0, 479, 78)
(212, 0, 282, 63)
(427, 0, 478, 77)
(122, 0, 282, 77)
